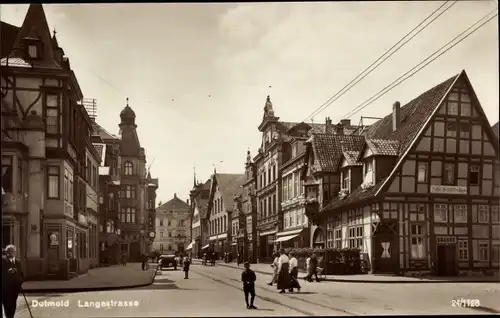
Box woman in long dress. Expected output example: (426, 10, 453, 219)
(276, 249, 291, 293)
(288, 252, 301, 292)
(268, 252, 279, 286)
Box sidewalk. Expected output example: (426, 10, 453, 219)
(201, 260, 499, 283)
(23, 262, 158, 293)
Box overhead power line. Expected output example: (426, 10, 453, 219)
(303, 0, 457, 122)
(342, 9, 498, 120)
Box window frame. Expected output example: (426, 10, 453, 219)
(478, 241, 489, 262)
(45, 92, 60, 135)
(434, 203, 448, 223)
(478, 205, 489, 224)
(47, 165, 61, 199)
(124, 161, 133, 175)
(443, 162, 456, 185)
(469, 164, 480, 186)
(453, 204, 467, 223)
(458, 239, 468, 261)
(410, 223, 426, 260)
(417, 162, 428, 183)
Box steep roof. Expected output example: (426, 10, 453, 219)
(215, 173, 246, 213)
(493, 122, 499, 140)
(321, 71, 467, 213)
(308, 133, 365, 173)
(342, 150, 362, 167)
(92, 122, 119, 141)
(1, 21, 20, 58)
(157, 194, 190, 212)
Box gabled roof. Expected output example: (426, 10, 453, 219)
(493, 122, 499, 140)
(341, 150, 362, 167)
(322, 70, 496, 213)
(207, 173, 246, 217)
(358, 139, 400, 160)
(157, 195, 189, 212)
(92, 122, 119, 141)
(1, 22, 20, 58)
(307, 133, 365, 173)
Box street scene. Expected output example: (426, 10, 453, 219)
(1, 1, 500, 318)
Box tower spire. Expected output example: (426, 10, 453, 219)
(193, 167, 197, 187)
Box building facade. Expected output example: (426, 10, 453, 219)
(206, 172, 246, 256)
(1, 4, 100, 279)
(189, 178, 211, 258)
(232, 150, 258, 262)
(310, 71, 499, 276)
(154, 194, 190, 254)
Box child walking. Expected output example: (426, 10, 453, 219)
(241, 262, 257, 309)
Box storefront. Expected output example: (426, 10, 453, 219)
(275, 227, 309, 249)
(258, 229, 277, 262)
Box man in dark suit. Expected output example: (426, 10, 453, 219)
(2, 245, 24, 318)
(241, 262, 257, 309)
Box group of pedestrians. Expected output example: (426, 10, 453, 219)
(268, 249, 303, 294)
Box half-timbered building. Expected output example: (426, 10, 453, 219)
(206, 172, 246, 256)
(492, 122, 499, 140)
(1, 4, 101, 279)
(314, 70, 499, 276)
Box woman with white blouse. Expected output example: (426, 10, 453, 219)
(276, 249, 291, 293)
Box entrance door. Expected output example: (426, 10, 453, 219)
(437, 245, 457, 276)
(373, 235, 399, 273)
(129, 242, 140, 261)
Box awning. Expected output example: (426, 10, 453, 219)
(202, 244, 210, 250)
(231, 243, 237, 246)
(260, 230, 277, 236)
(276, 228, 304, 237)
(275, 234, 299, 242)
(186, 241, 194, 250)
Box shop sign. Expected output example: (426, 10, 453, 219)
(430, 185, 467, 195)
(49, 232, 59, 246)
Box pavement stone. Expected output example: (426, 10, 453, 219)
(205, 259, 499, 283)
(22, 262, 158, 293)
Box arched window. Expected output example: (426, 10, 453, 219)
(124, 161, 133, 175)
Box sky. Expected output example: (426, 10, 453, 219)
(1, 1, 498, 204)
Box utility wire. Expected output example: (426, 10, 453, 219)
(303, 0, 456, 122)
(343, 9, 498, 120)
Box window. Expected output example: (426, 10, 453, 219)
(124, 161, 133, 175)
(460, 103, 471, 117)
(86, 158, 91, 182)
(326, 223, 334, 248)
(123, 185, 136, 199)
(223, 215, 227, 232)
(168, 220, 171, 226)
(364, 161, 373, 183)
(294, 173, 299, 197)
(492, 242, 500, 262)
(120, 208, 136, 223)
(469, 164, 480, 186)
(168, 245, 172, 251)
(45, 93, 59, 134)
(160, 219, 163, 226)
(47, 165, 60, 199)
(443, 163, 455, 185)
(69, 173, 73, 205)
(459, 123, 471, 138)
(448, 101, 458, 115)
(273, 166, 276, 181)
(478, 241, 489, 261)
(64, 169, 69, 202)
(334, 228, 342, 249)
(272, 194, 276, 214)
(17, 159, 22, 194)
(283, 177, 289, 201)
(446, 122, 457, 137)
(478, 205, 489, 223)
(492, 206, 500, 223)
(410, 224, 426, 259)
(453, 205, 467, 223)
(28, 44, 38, 58)
(168, 232, 172, 237)
(417, 163, 427, 182)
(180, 220, 184, 226)
(348, 226, 363, 249)
(341, 171, 349, 190)
(434, 204, 448, 223)
(458, 240, 468, 261)
(2, 156, 13, 193)
(160, 232, 164, 238)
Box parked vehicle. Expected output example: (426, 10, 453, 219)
(159, 254, 177, 270)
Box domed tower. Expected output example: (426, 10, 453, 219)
(119, 98, 140, 156)
(120, 99, 136, 127)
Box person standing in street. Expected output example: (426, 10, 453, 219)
(276, 249, 291, 294)
(241, 262, 257, 309)
(267, 252, 279, 286)
(183, 256, 191, 279)
(304, 253, 320, 282)
(288, 252, 301, 292)
(141, 254, 148, 270)
(2, 245, 24, 318)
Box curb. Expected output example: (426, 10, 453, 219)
(216, 263, 498, 284)
(22, 266, 159, 294)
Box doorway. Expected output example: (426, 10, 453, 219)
(436, 245, 457, 276)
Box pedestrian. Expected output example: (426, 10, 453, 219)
(304, 253, 320, 282)
(121, 253, 127, 266)
(276, 249, 291, 294)
(211, 252, 216, 266)
(241, 262, 257, 309)
(267, 252, 279, 286)
(237, 254, 241, 267)
(183, 256, 191, 279)
(288, 252, 301, 292)
(141, 254, 148, 270)
(2, 245, 24, 318)
(202, 253, 207, 266)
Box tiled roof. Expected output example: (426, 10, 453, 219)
(157, 196, 190, 212)
(492, 122, 499, 140)
(365, 139, 400, 157)
(322, 72, 460, 212)
(364, 73, 458, 156)
(215, 173, 246, 212)
(92, 122, 119, 141)
(280, 121, 358, 135)
(342, 150, 362, 166)
(309, 133, 365, 173)
(321, 178, 386, 212)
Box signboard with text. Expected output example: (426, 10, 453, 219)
(430, 185, 467, 195)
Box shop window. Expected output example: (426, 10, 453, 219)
(410, 223, 426, 260)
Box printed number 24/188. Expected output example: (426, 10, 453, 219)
(452, 299, 480, 307)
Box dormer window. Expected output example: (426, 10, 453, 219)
(342, 170, 350, 191)
(28, 44, 38, 58)
(364, 160, 374, 184)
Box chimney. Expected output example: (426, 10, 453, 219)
(174, 193, 177, 198)
(335, 123, 344, 135)
(340, 119, 351, 127)
(325, 117, 333, 134)
(186, 199, 189, 205)
(392, 101, 401, 132)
